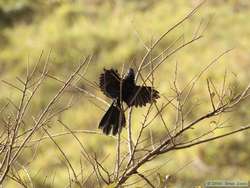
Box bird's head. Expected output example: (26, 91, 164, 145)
(126, 68, 135, 79)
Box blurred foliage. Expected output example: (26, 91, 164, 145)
(0, 0, 250, 187)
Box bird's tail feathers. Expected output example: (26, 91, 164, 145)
(99, 100, 125, 135)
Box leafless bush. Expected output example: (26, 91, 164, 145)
(0, 1, 249, 187)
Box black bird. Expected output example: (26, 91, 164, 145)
(99, 68, 160, 135)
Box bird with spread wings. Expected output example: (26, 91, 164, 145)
(99, 68, 160, 135)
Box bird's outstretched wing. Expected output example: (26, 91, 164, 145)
(99, 69, 121, 99)
(126, 86, 160, 107)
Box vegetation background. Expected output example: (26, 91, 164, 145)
(0, 0, 249, 187)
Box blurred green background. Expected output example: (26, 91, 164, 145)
(0, 0, 250, 187)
